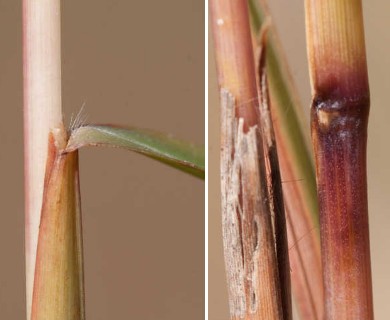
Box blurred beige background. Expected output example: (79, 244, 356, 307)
(209, 0, 390, 319)
(0, 1, 203, 319)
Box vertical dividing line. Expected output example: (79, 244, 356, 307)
(205, 0, 209, 317)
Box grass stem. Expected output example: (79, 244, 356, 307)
(23, 1, 85, 318)
(211, 0, 285, 318)
(249, 2, 324, 318)
(258, 39, 292, 320)
(304, 0, 373, 318)
(23, 0, 63, 317)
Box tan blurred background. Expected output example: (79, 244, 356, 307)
(0, 1, 203, 319)
(209, 0, 390, 319)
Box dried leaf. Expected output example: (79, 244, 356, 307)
(221, 89, 283, 320)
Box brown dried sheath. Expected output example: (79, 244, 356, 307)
(31, 130, 85, 320)
(220, 90, 283, 320)
(250, 4, 324, 317)
(257, 38, 291, 320)
(211, 0, 284, 317)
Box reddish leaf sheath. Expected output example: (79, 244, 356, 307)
(31, 130, 85, 320)
(311, 95, 373, 319)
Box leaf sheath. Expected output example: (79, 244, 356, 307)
(212, 0, 286, 317)
(258, 40, 292, 320)
(248, 2, 324, 318)
(31, 131, 85, 320)
(220, 90, 283, 320)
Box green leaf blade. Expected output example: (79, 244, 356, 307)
(66, 125, 205, 179)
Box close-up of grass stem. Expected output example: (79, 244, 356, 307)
(305, 0, 373, 318)
(3, 0, 390, 318)
(210, 0, 384, 319)
(20, 0, 204, 319)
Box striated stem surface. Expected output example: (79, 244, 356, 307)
(220, 90, 283, 320)
(211, 0, 258, 127)
(311, 94, 372, 319)
(211, 0, 284, 318)
(249, 2, 324, 318)
(304, 0, 373, 318)
(258, 41, 291, 320)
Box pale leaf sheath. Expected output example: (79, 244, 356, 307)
(31, 132, 85, 320)
(220, 89, 282, 320)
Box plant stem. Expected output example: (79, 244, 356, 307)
(249, 2, 324, 318)
(210, 0, 258, 128)
(304, 0, 373, 318)
(31, 129, 85, 320)
(220, 90, 283, 320)
(23, 1, 85, 319)
(211, 0, 284, 318)
(258, 40, 292, 320)
(23, 0, 63, 317)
